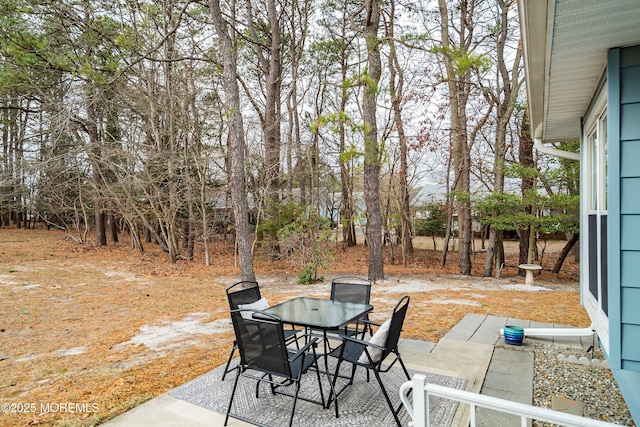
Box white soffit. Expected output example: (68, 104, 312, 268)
(520, 0, 640, 143)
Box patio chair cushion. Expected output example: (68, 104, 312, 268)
(358, 319, 391, 363)
(238, 297, 269, 319)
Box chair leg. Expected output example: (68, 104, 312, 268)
(288, 377, 302, 427)
(397, 353, 411, 380)
(224, 367, 241, 426)
(351, 364, 370, 383)
(372, 367, 403, 427)
(328, 357, 343, 417)
(292, 327, 300, 349)
(268, 374, 276, 395)
(312, 358, 326, 409)
(221, 343, 236, 381)
(349, 363, 357, 385)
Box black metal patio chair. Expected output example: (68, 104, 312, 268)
(327, 295, 411, 426)
(221, 281, 298, 381)
(307, 276, 373, 349)
(330, 276, 373, 338)
(224, 310, 325, 427)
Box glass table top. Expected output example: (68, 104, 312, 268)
(260, 297, 373, 329)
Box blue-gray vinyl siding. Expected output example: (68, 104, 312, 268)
(609, 46, 640, 369)
(608, 45, 640, 423)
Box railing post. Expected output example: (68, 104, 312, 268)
(470, 403, 476, 427)
(413, 374, 427, 427)
(399, 380, 414, 425)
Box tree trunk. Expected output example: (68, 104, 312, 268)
(438, 0, 472, 275)
(362, 0, 384, 281)
(458, 138, 473, 275)
(483, 0, 522, 277)
(129, 221, 144, 253)
(184, 215, 194, 261)
(484, 228, 505, 277)
(94, 206, 107, 246)
(108, 212, 118, 243)
(210, 0, 256, 281)
(85, 85, 107, 247)
(245, 0, 282, 258)
(338, 6, 356, 248)
(384, 161, 395, 265)
(519, 113, 534, 274)
(387, 3, 413, 261)
(553, 233, 579, 273)
(483, 119, 509, 278)
(441, 159, 453, 267)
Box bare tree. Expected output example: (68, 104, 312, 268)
(384, 2, 414, 262)
(483, 0, 523, 277)
(283, 0, 312, 204)
(239, 0, 284, 258)
(437, 0, 471, 274)
(210, 0, 256, 281)
(309, 0, 361, 248)
(362, 0, 385, 281)
(435, 0, 493, 275)
(332, 0, 360, 248)
(518, 113, 534, 270)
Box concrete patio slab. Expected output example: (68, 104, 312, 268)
(103, 393, 252, 427)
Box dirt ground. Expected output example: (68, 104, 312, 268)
(0, 228, 589, 426)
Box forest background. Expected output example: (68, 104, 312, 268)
(0, 0, 579, 282)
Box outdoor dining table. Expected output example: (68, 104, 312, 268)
(259, 296, 373, 412)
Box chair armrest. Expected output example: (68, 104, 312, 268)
(362, 319, 381, 327)
(337, 333, 385, 351)
(288, 337, 319, 362)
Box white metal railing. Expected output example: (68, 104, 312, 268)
(399, 374, 621, 427)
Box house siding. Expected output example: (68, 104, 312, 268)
(615, 45, 640, 371)
(609, 46, 640, 423)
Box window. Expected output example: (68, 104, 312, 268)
(588, 132, 597, 210)
(583, 88, 609, 352)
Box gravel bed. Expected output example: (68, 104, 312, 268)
(533, 343, 636, 426)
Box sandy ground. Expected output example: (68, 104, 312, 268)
(0, 228, 588, 426)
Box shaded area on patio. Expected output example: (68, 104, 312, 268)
(169, 357, 465, 426)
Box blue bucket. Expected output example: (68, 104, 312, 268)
(504, 325, 524, 345)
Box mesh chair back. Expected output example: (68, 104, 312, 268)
(226, 281, 261, 310)
(232, 311, 292, 379)
(330, 276, 372, 305)
(381, 295, 410, 362)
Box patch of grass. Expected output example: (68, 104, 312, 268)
(94, 393, 154, 424)
(54, 412, 108, 427)
(0, 379, 17, 388)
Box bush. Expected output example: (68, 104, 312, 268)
(277, 207, 334, 284)
(414, 203, 446, 237)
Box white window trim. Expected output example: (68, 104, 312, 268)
(582, 85, 609, 354)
